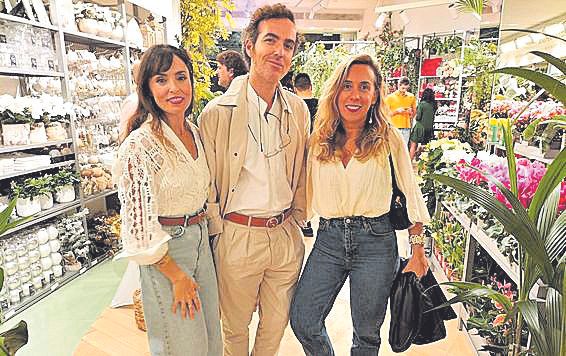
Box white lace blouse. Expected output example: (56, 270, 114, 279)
(112, 119, 210, 265)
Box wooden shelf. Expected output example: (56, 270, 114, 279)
(0, 160, 75, 181)
(441, 201, 520, 284)
(0, 139, 73, 154)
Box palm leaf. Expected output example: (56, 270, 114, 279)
(531, 51, 566, 76)
(0, 199, 31, 237)
(537, 186, 559, 241)
(518, 300, 551, 355)
(523, 116, 566, 141)
(545, 287, 562, 356)
(0, 267, 3, 294)
(454, 0, 486, 17)
(426, 282, 514, 313)
(491, 67, 566, 106)
(0, 321, 28, 356)
(529, 148, 566, 223)
(562, 263, 566, 353)
(501, 120, 517, 196)
(501, 29, 566, 44)
(546, 211, 566, 263)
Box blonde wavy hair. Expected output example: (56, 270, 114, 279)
(310, 54, 391, 162)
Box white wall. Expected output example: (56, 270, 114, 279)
(128, 0, 181, 45)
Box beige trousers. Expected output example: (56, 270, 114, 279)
(213, 218, 305, 356)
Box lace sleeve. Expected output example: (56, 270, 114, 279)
(113, 132, 172, 265)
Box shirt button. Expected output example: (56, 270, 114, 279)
(234, 152, 238, 156)
(231, 188, 235, 192)
(346, 218, 351, 223)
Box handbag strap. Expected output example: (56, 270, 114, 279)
(389, 154, 402, 194)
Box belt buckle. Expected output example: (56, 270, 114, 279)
(266, 216, 279, 228)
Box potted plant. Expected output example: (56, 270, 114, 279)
(51, 169, 80, 203)
(10, 180, 42, 217)
(29, 113, 49, 144)
(424, 37, 443, 56)
(0, 108, 33, 146)
(44, 113, 69, 141)
(36, 174, 55, 210)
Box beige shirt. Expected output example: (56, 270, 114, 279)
(225, 83, 293, 217)
(308, 127, 430, 224)
(112, 119, 210, 264)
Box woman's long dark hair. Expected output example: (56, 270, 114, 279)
(122, 45, 195, 142)
(420, 88, 437, 112)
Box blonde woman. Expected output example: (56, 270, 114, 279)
(289, 54, 430, 355)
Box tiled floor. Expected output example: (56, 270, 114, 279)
(3, 220, 475, 356)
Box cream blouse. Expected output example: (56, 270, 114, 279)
(112, 119, 210, 265)
(307, 127, 430, 224)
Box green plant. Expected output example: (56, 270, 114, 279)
(460, 39, 497, 111)
(179, 0, 234, 118)
(0, 199, 30, 355)
(0, 109, 33, 125)
(442, 36, 462, 55)
(454, 0, 486, 18)
(51, 169, 80, 188)
(432, 46, 566, 355)
(10, 179, 41, 200)
(424, 37, 443, 55)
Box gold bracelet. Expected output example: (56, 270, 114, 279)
(155, 254, 172, 267)
(409, 234, 426, 245)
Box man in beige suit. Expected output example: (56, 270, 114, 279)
(199, 4, 309, 356)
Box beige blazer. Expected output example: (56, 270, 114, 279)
(199, 75, 310, 236)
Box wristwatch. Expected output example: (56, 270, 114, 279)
(409, 234, 426, 245)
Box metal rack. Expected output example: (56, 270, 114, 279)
(0, 0, 166, 322)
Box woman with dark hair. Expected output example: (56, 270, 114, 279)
(409, 88, 437, 160)
(289, 54, 430, 355)
(113, 44, 222, 355)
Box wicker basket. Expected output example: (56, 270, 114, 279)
(133, 288, 147, 332)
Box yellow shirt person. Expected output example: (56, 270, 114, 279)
(384, 77, 417, 143)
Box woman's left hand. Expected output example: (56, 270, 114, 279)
(402, 223, 429, 279)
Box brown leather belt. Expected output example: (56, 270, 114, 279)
(158, 209, 207, 227)
(224, 208, 293, 228)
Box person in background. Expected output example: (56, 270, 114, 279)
(409, 88, 437, 160)
(113, 45, 222, 355)
(118, 60, 140, 142)
(385, 76, 416, 144)
(199, 4, 309, 356)
(290, 54, 430, 355)
(293, 72, 318, 238)
(216, 50, 249, 90)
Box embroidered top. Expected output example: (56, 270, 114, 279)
(112, 118, 209, 265)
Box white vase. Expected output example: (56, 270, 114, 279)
(16, 197, 41, 217)
(111, 26, 124, 40)
(77, 18, 99, 35)
(54, 184, 75, 203)
(1, 123, 31, 146)
(29, 123, 48, 144)
(97, 21, 113, 37)
(46, 122, 68, 141)
(39, 193, 54, 210)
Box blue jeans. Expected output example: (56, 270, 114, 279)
(139, 220, 222, 356)
(290, 215, 399, 356)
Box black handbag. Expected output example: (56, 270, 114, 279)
(389, 155, 411, 230)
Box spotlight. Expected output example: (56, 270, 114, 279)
(375, 13, 387, 28)
(448, 4, 458, 20)
(400, 10, 410, 26)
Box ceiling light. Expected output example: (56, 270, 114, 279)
(544, 23, 565, 36)
(400, 10, 410, 26)
(374, 13, 387, 29)
(308, 9, 314, 19)
(448, 4, 458, 20)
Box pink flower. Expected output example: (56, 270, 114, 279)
(492, 314, 507, 327)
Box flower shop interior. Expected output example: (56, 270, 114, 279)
(0, 0, 564, 355)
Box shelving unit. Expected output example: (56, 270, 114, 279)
(0, 0, 166, 322)
(417, 31, 467, 133)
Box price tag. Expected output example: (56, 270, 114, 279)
(50, 282, 60, 291)
(92, 259, 98, 266)
(79, 267, 87, 275)
(4, 309, 15, 319)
